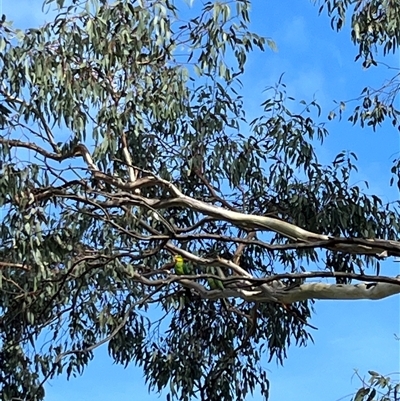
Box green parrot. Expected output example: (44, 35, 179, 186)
(207, 266, 229, 310)
(174, 255, 191, 275)
(174, 254, 192, 309)
(207, 266, 225, 290)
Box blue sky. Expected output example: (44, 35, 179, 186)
(3, 0, 400, 400)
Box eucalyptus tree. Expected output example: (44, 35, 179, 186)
(0, 1, 399, 401)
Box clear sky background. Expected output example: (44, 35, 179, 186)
(2, 1, 399, 400)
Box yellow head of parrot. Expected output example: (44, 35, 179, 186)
(174, 255, 183, 263)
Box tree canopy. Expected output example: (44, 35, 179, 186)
(0, 1, 399, 400)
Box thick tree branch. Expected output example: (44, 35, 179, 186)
(130, 269, 400, 304)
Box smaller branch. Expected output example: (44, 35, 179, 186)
(73, 144, 98, 171)
(0, 86, 59, 152)
(0, 139, 67, 161)
(120, 131, 138, 184)
(232, 232, 256, 264)
(194, 169, 238, 211)
(0, 261, 31, 271)
(175, 216, 217, 233)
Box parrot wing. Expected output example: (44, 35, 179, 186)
(183, 262, 192, 275)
